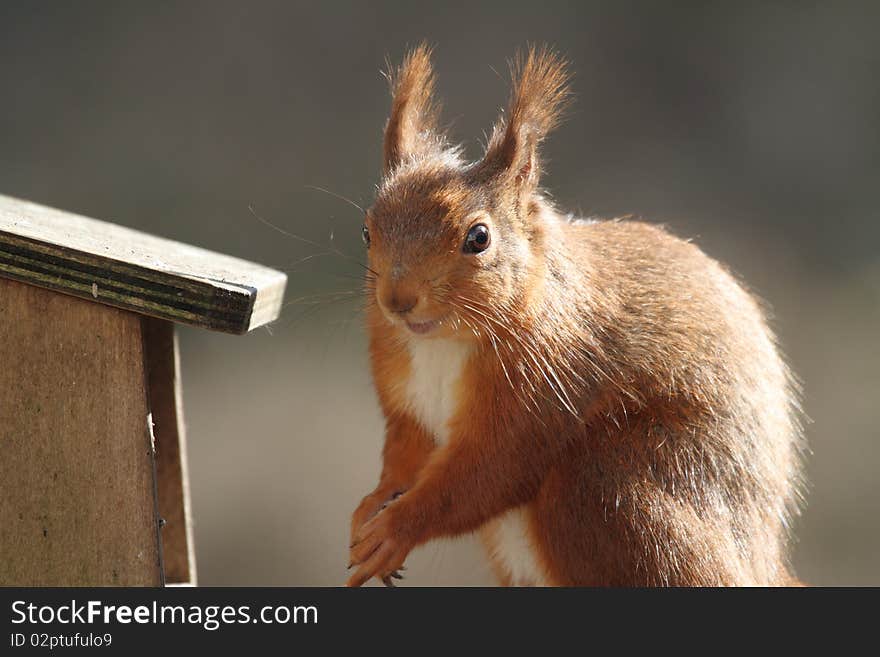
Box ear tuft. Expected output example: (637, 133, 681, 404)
(382, 43, 445, 174)
(476, 45, 572, 188)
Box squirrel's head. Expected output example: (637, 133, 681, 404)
(364, 44, 571, 340)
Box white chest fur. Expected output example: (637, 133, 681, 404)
(404, 337, 471, 445)
(404, 337, 545, 585)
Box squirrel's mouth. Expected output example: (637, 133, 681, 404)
(405, 316, 444, 335)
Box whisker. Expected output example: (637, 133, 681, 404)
(452, 293, 583, 419)
(277, 292, 368, 328)
(248, 204, 380, 278)
(275, 250, 337, 270)
(305, 184, 367, 215)
(282, 290, 361, 309)
(445, 298, 523, 395)
(248, 204, 325, 248)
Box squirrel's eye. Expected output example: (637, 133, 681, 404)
(362, 225, 370, 247)
(464, 224, 491, 254)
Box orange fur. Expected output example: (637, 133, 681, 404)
(347, 45, 805, 587)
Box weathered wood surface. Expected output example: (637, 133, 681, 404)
(0, 194, 287, 334)
(0, 277, 163, 586)
(144, 318, 197, 585)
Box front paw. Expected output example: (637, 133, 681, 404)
(347, 504, 415, 587)
(350, 488, 404, 541)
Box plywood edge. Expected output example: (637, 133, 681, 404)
(143, 318, 197, 585)
(247, 271, 288, 332)
(0, 194, 287, 333)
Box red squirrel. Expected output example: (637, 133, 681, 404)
(348, 45, 805, 587)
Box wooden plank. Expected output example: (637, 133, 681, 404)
(0, 194, 287, 334)
(0, 277, 163, 586)
(144, 318, 197, 585)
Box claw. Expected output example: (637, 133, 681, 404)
(381, 491, 405, 512)
(381, 575, 396, 588)
(390, 571, 404, 580)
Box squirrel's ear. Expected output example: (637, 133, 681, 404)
(474, 46, 571, 191)
(382, 44, 445, 175)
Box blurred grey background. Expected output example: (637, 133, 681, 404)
(1, 1, 877, 585)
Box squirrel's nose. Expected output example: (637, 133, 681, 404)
(381, 285, 419, 315)
(388, 292, 418, 315)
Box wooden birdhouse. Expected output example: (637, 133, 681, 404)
(0, 194, 287, 586)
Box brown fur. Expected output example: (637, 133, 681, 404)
(348, 44, 805, 587)
(382, 45, 447, 175)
